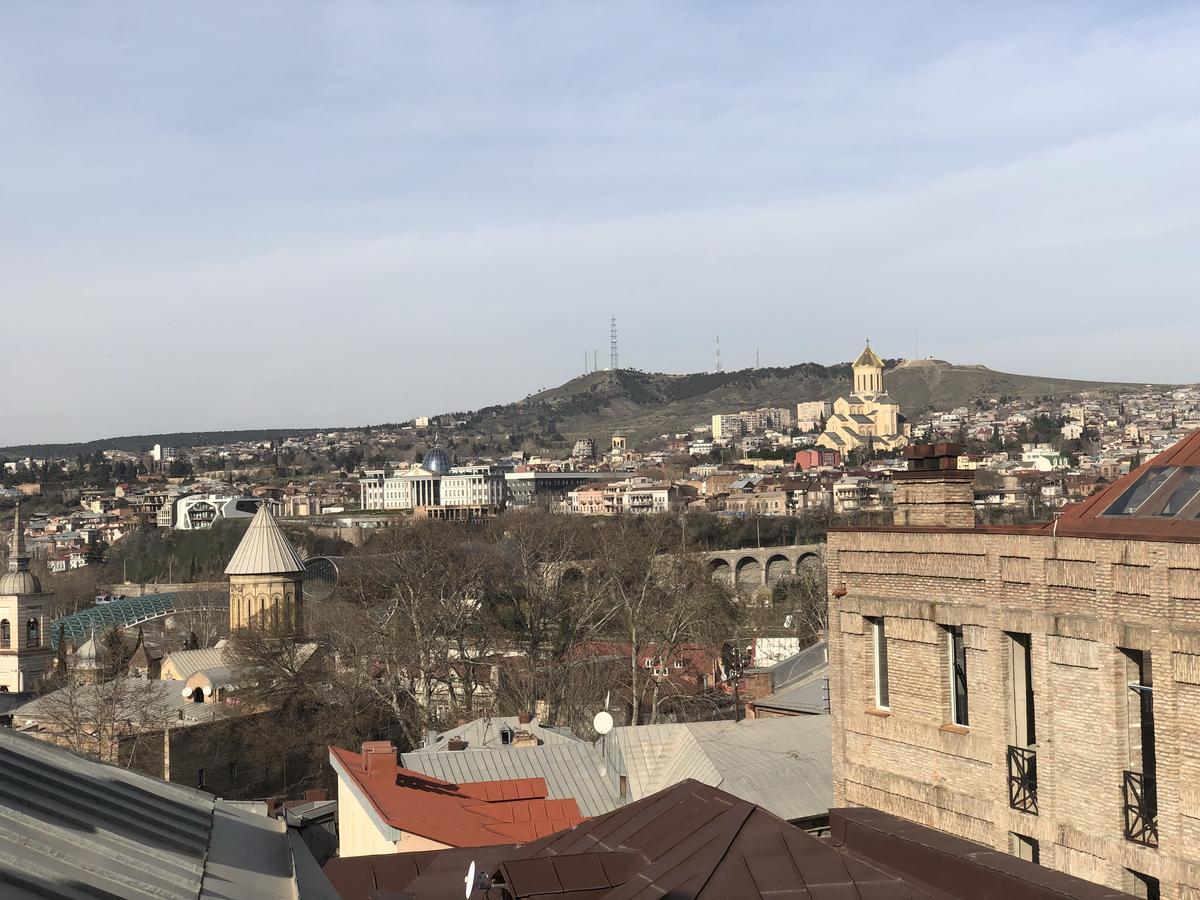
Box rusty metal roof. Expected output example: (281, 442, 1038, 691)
(1045, 429, 1200, 541)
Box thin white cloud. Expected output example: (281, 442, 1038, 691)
(1, 2, 1198, 442)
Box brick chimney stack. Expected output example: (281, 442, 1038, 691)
(361, 741, 397, 776)
(893, 442, 975, 528)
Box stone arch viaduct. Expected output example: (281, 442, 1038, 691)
(701, 544, 823, 594)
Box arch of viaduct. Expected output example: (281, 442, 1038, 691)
(702, 544, 824, 594)
(552, 543, 824, 597)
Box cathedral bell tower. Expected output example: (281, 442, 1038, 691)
(224, 503, 306, 636)
(852, 341, 885, 397)
(0, 503, 53, 691)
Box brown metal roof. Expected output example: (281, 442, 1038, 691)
(1041, 429, 1200, 541)
(325, 780, 1136, 900)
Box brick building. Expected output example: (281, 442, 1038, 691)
(825, 433, 1200, 899)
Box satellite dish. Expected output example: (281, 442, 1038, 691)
(464, 860, 476, 899)
(593, 710, 614, 735)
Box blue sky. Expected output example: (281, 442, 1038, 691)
(3, 2, 1199, 443)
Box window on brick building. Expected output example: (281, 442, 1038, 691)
(1010, 832, 1039, 864)
(946, 625, 969, 727)
(1006, 632, 1036, 747)
(866, 616, 889, 709)
(1121, 648, 1158, 846)
(1124, 869, 1160, 900)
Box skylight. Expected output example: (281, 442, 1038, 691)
(1102, 466, 1200, 519)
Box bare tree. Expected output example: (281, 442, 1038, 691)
(592, 515, 733, 725)
(487, 512, 614, 717)
(167, 589, 229, 649)
(28, 674, 173, 769)
(765, 557, 828, 646)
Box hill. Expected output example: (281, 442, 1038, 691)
(456, 358, 1167, 445)
(0, 428, 330, 460)
(1, 359, 1172, 457)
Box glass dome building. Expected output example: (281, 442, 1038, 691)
(422, 446, 454, 476)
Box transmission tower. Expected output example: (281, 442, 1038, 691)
(610, 315, 618, 370)
(715, 335, 722, 373)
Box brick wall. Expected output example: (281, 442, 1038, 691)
(827, 528, 1200, 899)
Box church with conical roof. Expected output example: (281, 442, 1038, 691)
(225, 502, 307, 635)
(0, 503, 53, 691)
(816, 343, 909, 456)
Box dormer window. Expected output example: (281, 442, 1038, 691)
(500, 725, 514, 746)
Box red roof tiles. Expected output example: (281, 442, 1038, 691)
(329, 744, 585, 848)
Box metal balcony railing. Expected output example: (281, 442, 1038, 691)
(1007, 745, 1038, 815)
(1122, 770, 1158, 847)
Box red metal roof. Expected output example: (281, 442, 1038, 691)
(1044, 429, 1200, 541)
(329, 744, 585, 847)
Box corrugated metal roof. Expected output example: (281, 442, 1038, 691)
(401, 744, 618, 817)
(426, 716, 583, 751)
(0, 728, 310, 899)
(329, 746, 585, 847)
(12, 677, 233, 729)
(162, 647, 230, 680)
(407, 716, 832, 823)
(224, 504, 307, 576)
(602, 716, 832, 821)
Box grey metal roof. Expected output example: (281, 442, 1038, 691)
(12, 677, 232, 729)
(746, 641, 830, 715)
(0, 728, 317, 899)
(423, 716, 583, 752)
(751, 674, 829, 715)
(224, 503, 306, 576)
(602, 716, 832, 822)
(407, 715, 832, 823)
(758, 640, 827, 687)
(162, 647, 230, 680)
(400, 744, 619, 818)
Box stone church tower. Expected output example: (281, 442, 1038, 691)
(0, 503, 53, 691)
(817, 342, 908, 455)
(224, 503, 307, 635)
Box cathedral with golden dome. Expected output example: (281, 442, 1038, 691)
(816, 343, 909, 456)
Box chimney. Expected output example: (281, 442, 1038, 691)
(304, 788, 329, 802)
(893, 443, 975, 528)
(361, 741, 397, 776)
(447, 738, 468, 751)
(517, 712, 532, 725)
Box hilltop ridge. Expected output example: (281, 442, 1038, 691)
(0, 359, 1173, 457)
(456, 358, 1167, 445)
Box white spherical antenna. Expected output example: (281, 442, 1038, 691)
(593, 710, 614, 735)
(464, 860, 476, 899)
